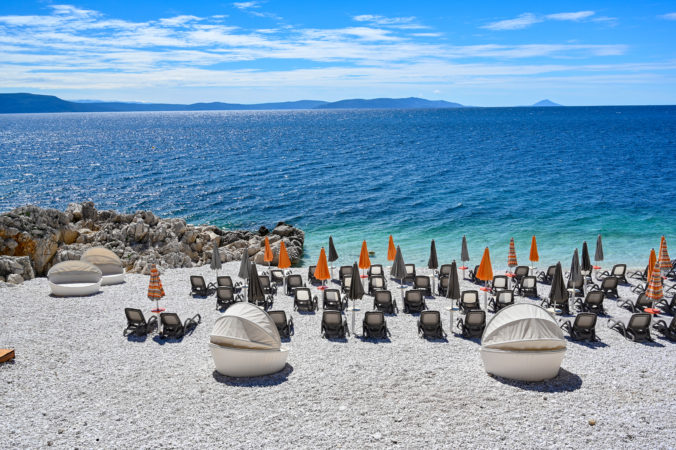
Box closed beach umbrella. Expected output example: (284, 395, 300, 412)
(461, 235, 470, 264)
(391, 245, 407, 301)
(328, 236, 339, 281)
(446, 260, 461, 327)
(529, 236, 539, 268)
(595, 235, 604, 263)
(428, 240, 439, 269)
(247, 262, 265, 304)
(314, 247, 331, 289)
(387, 235, 396, 262)
(569, 249, 582, 295)
(148, 264, 165, 313)
(263, 236, 273, 272)
(358, 240, 371, 277)
(210, 240, 222, 276)
(658, 236, 671, 274)
(581, 242, 591, 273)
(277, 241, 291, 292)
(238, 248, 250, 281)
(549, 262, 567, 306)
(645, 260, 663, 305)
(476, 247, 493, 310)
(508, 238, 518, 269)
(647, 248, 657, 280)
(348, 262, 365, 335)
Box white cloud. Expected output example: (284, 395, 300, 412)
(233, 2, 261, 10)
(353, 14, 428, 29)
(659, 13, 676, 20)
(546, 11, 595, 21)
(159, 15, 202, 27)
(482, 13, 542, 30)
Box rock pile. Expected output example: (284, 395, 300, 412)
(0, 202, 304, 281)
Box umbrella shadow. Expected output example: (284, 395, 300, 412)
(492, 368, 583, 392)
(212, 364, 294, 387)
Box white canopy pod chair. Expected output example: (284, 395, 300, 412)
(210, 302, 289, 377)
(47, 260, 102, 297)
(80, 247, 125, 285)
(481, 303, 567, 381)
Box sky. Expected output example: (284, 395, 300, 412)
(0, 1, 675, 106)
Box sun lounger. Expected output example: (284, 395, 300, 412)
(363, 311, 390, 339)
(268, 310, 294, 339)
(285, 274, 304, 296)
(438, 276, 450, 296)
(618, 293, 653, 313)
(270, 269, 285, 284)
(418, 310, 446, 339)
(488, 290, 514, 313)
(541, 292, 570, 315)
(491, 275, 508, 293)
(597, 264, 627, 284)
(513, 265, 530, 285)
(293, 287, 317, 312)
(341, 275, 352, 294)
(560, 312, 597, 341)
(516, 276, 538, 298)
(321, 311, 348, 339)
(323, 288, 347, 311)
(403, 289, 427, 313)
(259, 275, 278, 296)
(574, 290, 605, 315)
(438, 264, 453, 279)
(368, 264, 384, 278)
(308, 265, 318, 284)
(652, 316, 676, 341)
(368, 275, 387, 295)
(123, 308, 158, 336)
(159, 312, 201, 339)
(413, 275, 432, 296)
(373, 290, 398, 314)
(190, 275, 214, 296)
(459, 290, 480, 313)
(217, 275, 242, 292)
(468, 265, 480, 283)
(216, 286, 239, 310)
(591, 276, 619, 298)
(456, 310, 486, 338)
(608, 313, 652, 342)
(404, 264, 416, 283)
(537, 265, 556, 284)
(655, 293, 676, 315)
(566, 277, 585, 298)
(339, 265, 352, 282)
(628, 265, 648, 281)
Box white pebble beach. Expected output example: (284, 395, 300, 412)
(1, 261, 674, 449)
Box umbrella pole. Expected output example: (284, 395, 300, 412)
(483, 281, 488, 311)
(351, 299, 356, 336)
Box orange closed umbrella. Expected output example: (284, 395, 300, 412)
(508, 238, 518, 268)
(645, 259, 663, 304)
(647, 248, 657, 280)
(529, 236, 539, 266)
(658, 236, 671, 273)
(358, 240, 371, 274)
(314, 248, 330, 289)
(277, 241, 291, 269)
(263, 236, 273, 272)
(387, 235, 396, 261)
(476, 247, 493, 310)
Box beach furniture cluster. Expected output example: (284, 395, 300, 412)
(47, 247, 125, 296)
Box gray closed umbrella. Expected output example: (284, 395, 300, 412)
(391, 245, 407, 301)
(446, 260, 461, 328)
(428, 240, 439, 269)
(210, 240, 222, 276)
(328, 236, 339, 281)
(348, 262, 365, 335)
(238, 248, 250, 281)
(568, 248, 582, 295)
(595, 235, 604, 262)
(247, 262, 265, 304)
(549, 262, 568, 305)
(461, 236, 470, 263)
(581, 242, 591, 273)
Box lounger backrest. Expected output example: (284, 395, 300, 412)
(295, 288, 311, 301)
(497, 290, 513, 304)
(670, 316, 676, 332)
(268, 311, 287, 327)
(586, 290, 604, 305)
(515, 266, 529, 277)
(439, 264, 452, 277)
(420, 310, 440, 326)
(522, 276, 536, 289)
(324, 289, 340, 302)
(371, 276, 385, 289)
(440, 277, 449, 288)
(462, 290, 478, 304)
(612, 264, 626, 276)
(405, 264, 416, 275)
(636, 293, 652, 308)
(287, 275, 302, 288)
(323, 311, 342, 327)
(161, 313, 181, 327)
(466, 310, 486, 326)
(191, 275, 206, 289)
(217, 286, 234, 300)
(374, 290, 392, 304)
(339, 266, 351, 279)
(217, 276, 233, 287)
(406, 289, 423, 302)
(415, 276, 430, 288)
(574, 312, 597, 329)
(270, 269, 284, 282)
(547, 266, 556, 276)
(628, 313, 651, 330)
(603, 276, 618, 289)
(259, 275, 270, 288)
(308, 266, 316, 277)
(369, 265, 383, 276)
(125, 308, 145, 324)
(343, 276, 352, 288)
(493, 276, 507, 289)
(365, 311, 384, 327)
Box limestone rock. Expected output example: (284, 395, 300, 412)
(6, 273, 24, 284)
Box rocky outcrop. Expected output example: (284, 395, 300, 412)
(0, 202, 304, 277)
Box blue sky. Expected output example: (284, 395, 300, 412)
(1, 1, 675, 105)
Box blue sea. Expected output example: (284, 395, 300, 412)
(1, 106, 675, 268)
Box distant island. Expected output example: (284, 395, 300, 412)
(532, 99, 563, 107)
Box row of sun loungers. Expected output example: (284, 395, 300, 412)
(123, 308, 201, 339)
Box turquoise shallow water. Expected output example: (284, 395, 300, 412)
(0, 106, 674, 268)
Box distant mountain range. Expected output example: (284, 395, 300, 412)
(0, 93, 562, 114)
